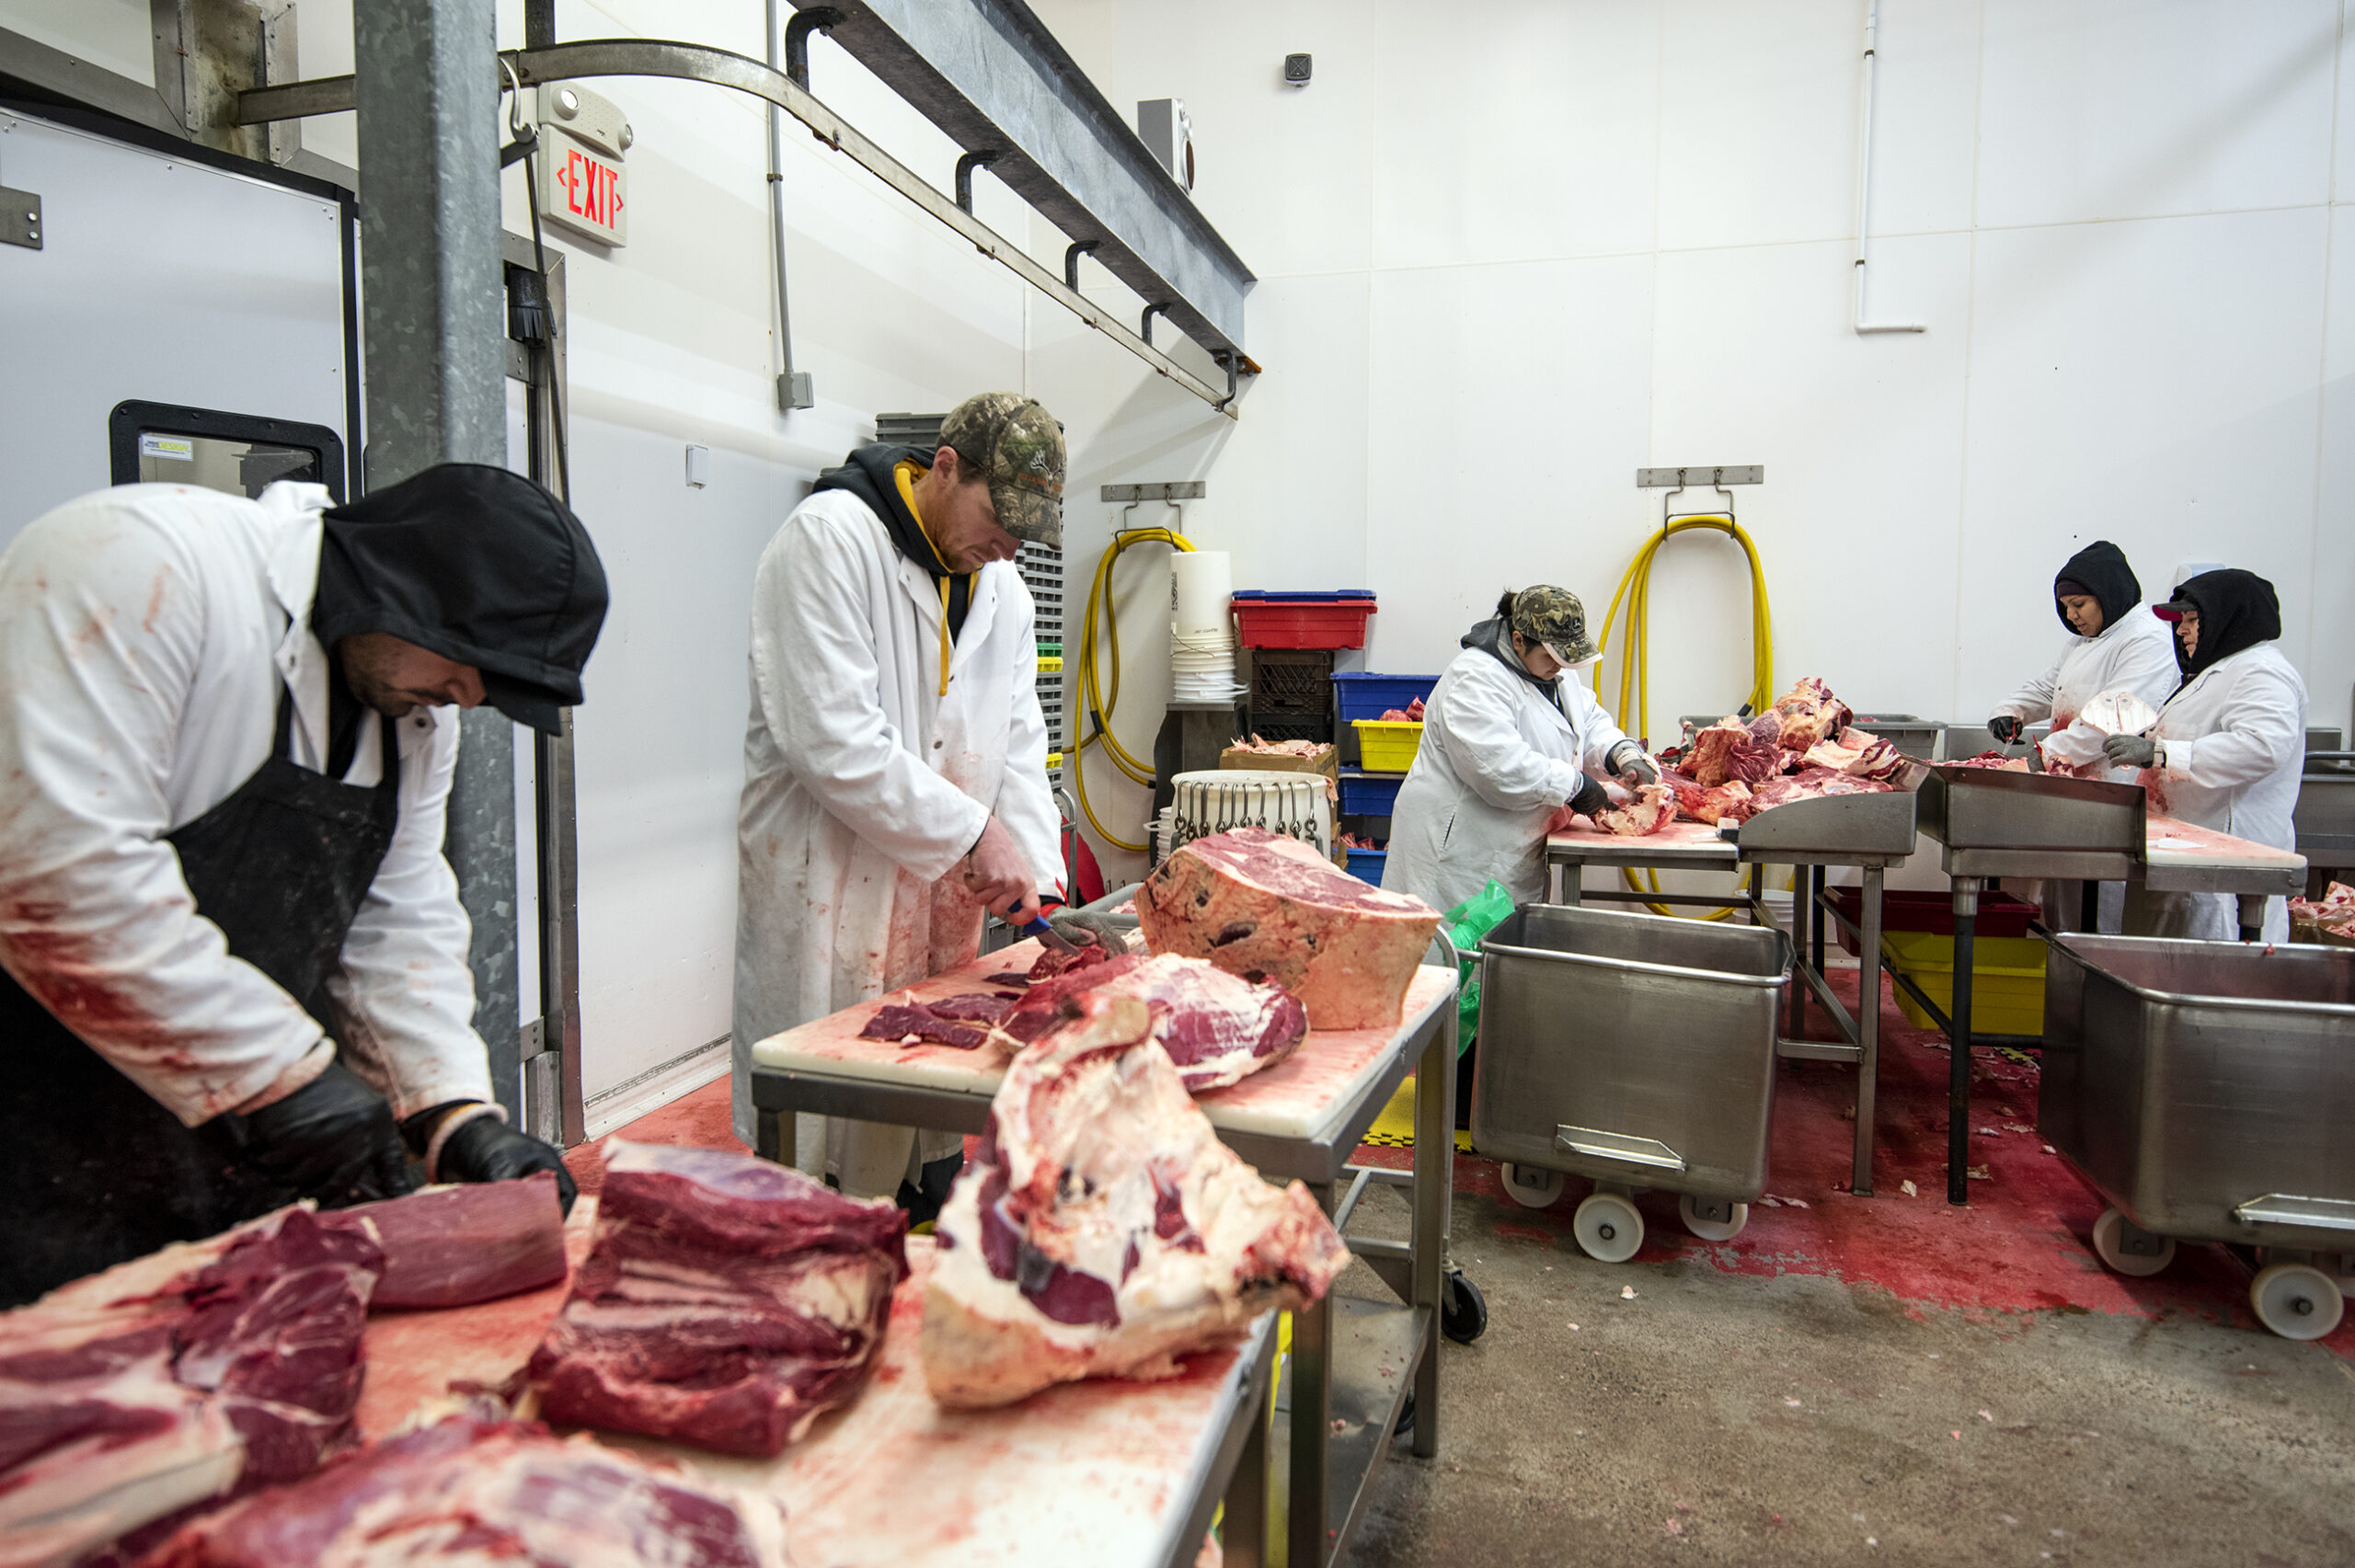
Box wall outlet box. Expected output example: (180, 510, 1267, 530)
(684, 443, 709, 488)
(1283, 53, 1312, 85)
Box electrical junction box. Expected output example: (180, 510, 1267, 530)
(535, 82, 632, 247)
(1136, 97, 1194, 192)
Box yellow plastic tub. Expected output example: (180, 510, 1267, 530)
(1352, 718, 1424, 772)
(1884, 930, 2047, 1036)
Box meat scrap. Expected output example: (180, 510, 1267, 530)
(924, 995, 1349, 1410)
(1665, 770, 1754, 825)
(856, 1001, 994, 1049)
(2290, 881, 2355, 944)
(327, 1173, 567, 1310)
(1136, 827, 1442, 1030)
(0, 1208, 381, 1567)
(1684, 715, 1784, 788)
(132, 1414, 789, 1568)
(1552, 780, 1675, 837)
(1002, 953, 1308, 1092)
(527, 1140, 907, 1457)
(1771, 676, 1852, 750)
(1800, 727, 1906, 782)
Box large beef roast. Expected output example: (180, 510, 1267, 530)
(0, 1208, 382, 1567)
(1002, 953, 1308, 1090)
(924, 995, 1349, 1410)
(527, 1140, 907, 1457)
(132, 1414, 788, 1568)
(327, 1174, 568, 1310)
(1135, 827, 1441, 1030)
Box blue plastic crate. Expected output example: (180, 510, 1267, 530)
(1338, 770, 1405, 815)
(1344, 846, 1388, 884)
(1333, 671, 1439, 723)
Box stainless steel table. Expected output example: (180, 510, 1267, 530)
(745, 955, 1459, 1568)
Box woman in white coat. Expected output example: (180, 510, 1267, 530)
(1383, 587, 1655, 916)
(730, 395, 1065, 1211)
(1984, 540, 2178, 930)
(2105, 569, 2308, 942)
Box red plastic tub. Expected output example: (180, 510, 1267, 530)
(1232, 591, 1375, 649)
(1823, 887, 2039, 957)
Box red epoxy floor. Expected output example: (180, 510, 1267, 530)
(588, 963, 2351, 1356)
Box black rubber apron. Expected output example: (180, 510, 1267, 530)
(0, 683, 401, 1306)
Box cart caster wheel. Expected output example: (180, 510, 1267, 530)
(2090, 1207, 2175, 1277)
(1679, 1193, 1750, 1242)
(1573, 1191, 1644, 1264)
(1500, 1162, 1566, 1209)
(2250, 1262, 2345, 1341)
(1442, 1269, 1488, 1344)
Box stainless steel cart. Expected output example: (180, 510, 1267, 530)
(2297, 750, 2355, 895)
(2040, 933, 2355, 1340)
(1470, 905, 1791, 1259)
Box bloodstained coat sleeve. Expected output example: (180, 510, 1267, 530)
(0, 509, 324, 1126)
(752, 508, 991, 882)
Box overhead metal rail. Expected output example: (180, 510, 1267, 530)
(786, 0, 1252, 364)
(237, 39, 1247, 417)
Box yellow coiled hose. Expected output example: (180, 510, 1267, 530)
(1071, 527, 1194, 853)
(1593, 514, 1775, 920)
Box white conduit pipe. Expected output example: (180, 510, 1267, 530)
(1854, 0, 1927, 334)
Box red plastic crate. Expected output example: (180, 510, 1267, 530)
(1232, 599, 1375, 649)
(1823, 887, 2038, 957)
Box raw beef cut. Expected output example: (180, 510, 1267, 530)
(1000, 953, 1308, 1091)
(327, 1174, 567, 1310)
(1665, 770, 1756, 826)
(1748, 766, 1894, 813)
(1583, 781, 1676, 837)
(1799, 727, 1906, 782)
(2291, 881, 2355, 944)
(923, 995, 1348, 1410)
(1135, 827, 1442, 1030)
(132, 1414, 789, 1568)
(0, 1208, 381, 1568)
(1770, 676, 1851, 750)
(856, 1001, 992, 1049)
(1684, 716, 1785, 788)
(527, 1140, 906, 1457)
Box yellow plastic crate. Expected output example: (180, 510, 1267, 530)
(1883, 930, 2047, 1036)
(1352, 718, 1423, 772)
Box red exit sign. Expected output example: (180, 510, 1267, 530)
(537, 125, 627, 247)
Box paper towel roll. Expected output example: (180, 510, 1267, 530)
(1171, 551, 1235, 637)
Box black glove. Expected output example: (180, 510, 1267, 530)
(1609, 742, 1660, 786)
(2102, 733, 2157, 769)
(412, 1105, 580, 1216)
(1988, 715, 2024, 746)
(1568, 774, 1612, 818)
(240, 1059, 416, 1208)
(1049, 910, 1132, 954)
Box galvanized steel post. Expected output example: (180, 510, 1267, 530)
(355, 0, 521, 1117)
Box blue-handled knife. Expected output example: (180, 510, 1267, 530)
(1020, 916, 1082, 956)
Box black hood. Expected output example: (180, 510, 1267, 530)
(2053, 540, 2140, 635)
(812, 443, 948, 581)
(2167, 568, 2281, 683)
(1462, 616, 1567, 715)
(312, 464, 608, 735)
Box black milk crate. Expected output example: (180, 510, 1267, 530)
(1247, 647, 1336, 716)
(1244, 711, 1333, 747)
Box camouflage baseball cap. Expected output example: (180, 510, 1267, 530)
(940, 392, 1065, 551)
(1511, 585, 1596, 665)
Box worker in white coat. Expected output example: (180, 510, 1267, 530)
(0, 467, 605, 1306)
(732, 394, 1067, 1219)
(1984, 540, 2178, 931)
(2105, 569, 2307, 942)
(1384, 586, 1654, 916)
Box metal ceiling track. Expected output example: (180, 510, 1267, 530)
(237, 38, 1248, 417)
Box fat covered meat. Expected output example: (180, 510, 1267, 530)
(923, 996, 1348, 1409)
(1002, 953, 1307, 1091)
(527, 1141, 906, 1457)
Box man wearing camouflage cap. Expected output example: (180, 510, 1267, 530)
(1384, 585, 1660, 918)
(730, 394, 1067, 1213)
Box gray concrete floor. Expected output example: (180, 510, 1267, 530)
(1337, 1182, 2355, 1568)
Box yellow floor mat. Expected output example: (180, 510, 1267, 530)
(1355, 1074, 1475, 1152)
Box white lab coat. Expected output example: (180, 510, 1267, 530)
(1382, 641, 1629, 915)
(1992, 608, 2180, 931)
(729, 488, 1061, 1181)
(2122, 643, 2308, 943)
(0, 483, 491, 1127)
(1992, 609, 2179, 776)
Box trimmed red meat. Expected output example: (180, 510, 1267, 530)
(132, 1414, 788, 1568)
(999, 953, 1308, 1091)
(328, 1174, 567, 1311)
(0, 1208, 381, 1565)
(1135, 827, 1441, 1030)
(856, 1003, 991, 1049)
(1584, 782, 1676, 836)
(923, 995, 1349, 1409)
(527, 1141, 907, 1457)
(1685, 716, 1785, 788)
(1665, 769, 1756, 825)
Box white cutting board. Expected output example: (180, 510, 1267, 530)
(750, 940, 1455, 1141)
(2143, 815, 2306, 872)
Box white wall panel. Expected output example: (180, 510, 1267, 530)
(1865, 0, 1985, 237)
(1976, 0, 2339, 229)
(2309, 201, 2355, 739)
(1957, 207, 2329, 721)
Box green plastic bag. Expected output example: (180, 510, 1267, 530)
(1440, 879, 1516, 1056)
